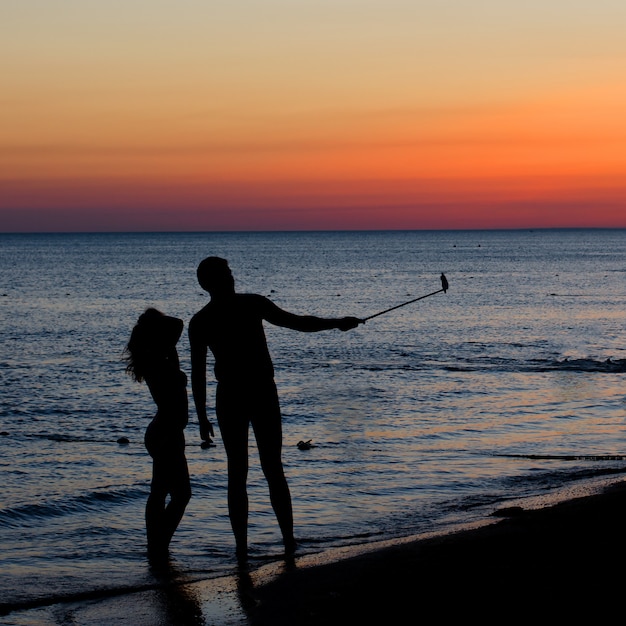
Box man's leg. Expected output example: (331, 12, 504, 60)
(253, 384, 295, 555)
(217, 386, 250, 560)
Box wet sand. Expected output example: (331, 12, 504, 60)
(6, 478, 626, 625)
(245, 479, 626, 625)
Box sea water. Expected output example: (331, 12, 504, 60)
(1, 229, 626, 614)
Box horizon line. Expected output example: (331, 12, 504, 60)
(2, 226, 625, 235)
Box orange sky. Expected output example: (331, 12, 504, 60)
(1, 1, 625, 231)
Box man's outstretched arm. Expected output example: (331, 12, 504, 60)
(262, 298, 362, 332)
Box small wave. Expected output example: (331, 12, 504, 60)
(0, 486, 147, 528)
(498, 453, 626, 461)
(501, 465, 626, 492)
(427, 465, 626, 521)
(526, 358, 626, 373)
(0, 432, 137, 445)
(443, 357, 626, 373)
(329, 351, 626, 375)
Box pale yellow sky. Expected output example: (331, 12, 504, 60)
(2, 1, 625, 230)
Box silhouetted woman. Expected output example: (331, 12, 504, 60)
(125, 308, 192, 557)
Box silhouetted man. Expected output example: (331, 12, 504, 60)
(189, 256, 360, 561)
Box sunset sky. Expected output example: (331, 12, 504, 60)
(1, 1, 625, 231)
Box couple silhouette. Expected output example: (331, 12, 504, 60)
(125, 257, 361, 561)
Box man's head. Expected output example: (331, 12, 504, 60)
(197, 256, 235, 295)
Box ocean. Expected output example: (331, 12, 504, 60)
(1, 229, 626, 620)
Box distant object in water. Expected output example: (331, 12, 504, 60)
(117, 437, 130, 445)
(297, 440, 315, 450)
(200, 439, 215, 449)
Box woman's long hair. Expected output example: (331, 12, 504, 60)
(124, 308, 164, 383)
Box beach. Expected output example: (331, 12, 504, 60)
(2, 231, 626, 624)
(246, 479, 626, 624)
(6, 477, 626, 625)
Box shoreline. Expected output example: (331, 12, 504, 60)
(246, 476, 626, 624)
(5, 475, 626, 624)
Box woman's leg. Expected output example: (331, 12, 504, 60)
(159, 441, 191, 548)
(145, 420, 168, 554)
(145, 424, 190, 554)
(146, 456, 169, 554)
